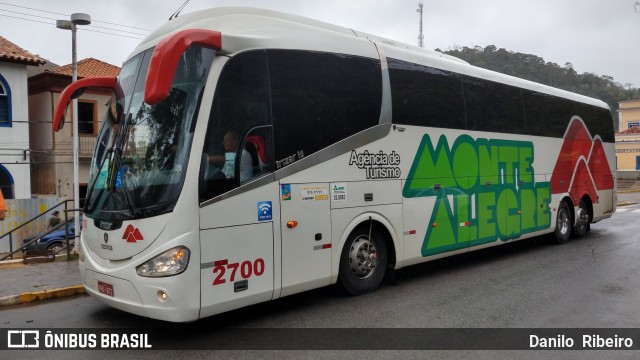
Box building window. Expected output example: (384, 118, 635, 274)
(0, 75, 10, 127)
(78, 100, 96, 135)
(628, 122, 639, 129)
(636, 156, 640, 171)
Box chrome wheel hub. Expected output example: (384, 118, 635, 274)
(576, 207, 588, 228)
(349, 235, 378, 279)
(558, 208, 570, 235)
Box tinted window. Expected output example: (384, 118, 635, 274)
(579, 104, 614, 143)
(268, 50, 382, 165)
(200, 51, 272, 202)
(388, 58, 465, 129)
(523, 90, 571, 137)
(463, 76, 525, 134)
(523, 90, 614, 142)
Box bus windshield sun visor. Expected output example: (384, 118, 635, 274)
(52, 76, 117, 132)
(144, 29, 222, 105)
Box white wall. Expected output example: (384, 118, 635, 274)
(0, 62, 31, 199)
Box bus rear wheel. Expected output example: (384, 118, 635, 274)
(573, 199, 591, 237)
(339, 224, 387, 295)
(554, 201, 572, 244)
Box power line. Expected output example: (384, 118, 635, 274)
(0, 11, 144, 40)
(0, 11, 51, 25)
(0, 8, 147, 36)
(0, 1, 152, 31)
(81, 27, 144, 40)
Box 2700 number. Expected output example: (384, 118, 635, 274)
(213, 258, 265, 286)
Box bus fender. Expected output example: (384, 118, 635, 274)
(330, 211, 401, 285)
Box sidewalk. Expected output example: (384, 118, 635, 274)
(0, 256, 84, 307)
(1, 192, 639, 308)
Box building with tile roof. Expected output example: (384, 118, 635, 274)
(0, 36, 46, 200)
(615, 99, 640, 171)
(0, 36, 46, 66)
(44, 57, 120, 78)
(28, 59, 120, 198)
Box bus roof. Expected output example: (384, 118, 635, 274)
(131, 7, 608, 110)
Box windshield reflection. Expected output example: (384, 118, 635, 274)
(85, 46, 215, 220)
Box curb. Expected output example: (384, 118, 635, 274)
(618, 202, 636, 207)
(0, 285, 85, 307)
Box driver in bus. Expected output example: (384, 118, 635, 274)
(206, 130, 254, 181)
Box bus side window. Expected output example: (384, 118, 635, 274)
(199, 50, 271, 202)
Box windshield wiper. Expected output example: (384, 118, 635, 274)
(106, 147, 140, 218)
(84, 148, 113, 214)
(102, 113, 141, 218)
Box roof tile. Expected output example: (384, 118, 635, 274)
(617, 126, 640, 135)
(0, 36, 46, 66)
(47, 58, 120, 78)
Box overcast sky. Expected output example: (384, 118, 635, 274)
(1, 0, 639, 90)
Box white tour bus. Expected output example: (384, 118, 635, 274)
(53, 7, 616, 322)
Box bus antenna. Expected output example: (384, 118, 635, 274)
(169, 0, 191, 20)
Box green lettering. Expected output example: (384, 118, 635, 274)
(404, 134, 551, 257)
(478, 139, 499, 186)
(519, 144, 534, 184)
(452, 136, 478, 191)
(477, 191, 496, 241)
(423, 194, 457, 256)
(496, 188, 520, 239)
(519, 187, 537, 232)
(404, 135, 455, 197)
(499, 145, 519, 185)
(536, 185, 551, 229)
(454, 193, 471, 244)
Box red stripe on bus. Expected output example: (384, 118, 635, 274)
(214, 259, 228, 266)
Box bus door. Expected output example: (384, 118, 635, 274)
(198, 183, 279, 318)
(279, 183, 332, 297)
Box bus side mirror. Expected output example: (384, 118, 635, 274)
(144, 29, 222, 105)
(53, 76, 118, 132)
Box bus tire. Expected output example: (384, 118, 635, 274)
(573, 199, 591, 237)
(339, 224, 388, 295)
(554, 200, 572, 244)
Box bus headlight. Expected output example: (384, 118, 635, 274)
(136, 246, 190, 277)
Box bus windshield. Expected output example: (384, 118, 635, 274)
(85, 46, 215, 221)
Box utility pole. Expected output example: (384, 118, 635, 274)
(417, 1, 424, 48)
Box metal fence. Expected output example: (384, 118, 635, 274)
(0, 197, 67, 253)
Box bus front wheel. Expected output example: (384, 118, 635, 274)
(339, 224, 387, 295)
(554, 201, 572, 244)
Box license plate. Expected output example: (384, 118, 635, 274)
(98, 281, 114, 297)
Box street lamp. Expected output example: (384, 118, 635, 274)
(57, 13, 91, 253)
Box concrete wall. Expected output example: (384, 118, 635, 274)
(618, 170, 640, 180)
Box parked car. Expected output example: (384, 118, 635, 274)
(23, 222, 76, 255)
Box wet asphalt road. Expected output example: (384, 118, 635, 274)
(2, 203, 640, 359)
